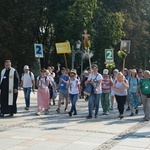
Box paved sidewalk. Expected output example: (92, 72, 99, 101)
(0, 91, 150, 150)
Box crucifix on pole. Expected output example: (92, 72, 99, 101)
(82, 29, 90, 40)
(82, 29, 92, 70)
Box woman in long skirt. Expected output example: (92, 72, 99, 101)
(36, 69, 50, 115)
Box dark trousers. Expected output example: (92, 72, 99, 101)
(115, 95, 126, 115)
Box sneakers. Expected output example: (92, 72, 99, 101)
(105, 112, 109, 115)
(102, 112, 105, 115)
(36, 112, 41, 116)
(95, 115, 98, 118)
(118, 114, 124, 119)
(73, 112, 77, 115)
(86, 115, 92, 119)
(85, 96, 89, 101)
(56, 108, 60, 113)
(61, 101, 64, 105)
(110, 106, 113, 110)
(64, 108, 68, 112)
(143, 118, 149, 121)
(126, 106, 130, 111)
(44, 110, 49, 115)
(130, 112, 134, 116)
(25, 107, 29, 110)
(8, 113, 14, 117)
(135, 109, 139, 114)
(143, 116, 149, 121)
(120, 115, 124, 119)
(102, 112, 109, 115)
(68, 111, 72, 117)
(53, 100, 55, 105)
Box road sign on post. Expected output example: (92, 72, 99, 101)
(34, 44, 44, 58)
(120, 40, 131, 53)
(105, 49, 114, 64)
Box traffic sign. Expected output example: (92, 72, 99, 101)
(120, 40, 131, 53)
(34, 44, 43, 58)
(105, 49, 114, 64)
(55, 42, 71, 54)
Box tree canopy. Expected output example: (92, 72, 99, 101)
(0, 0, 149, 75)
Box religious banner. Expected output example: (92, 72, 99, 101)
(120, 40, 131, 53)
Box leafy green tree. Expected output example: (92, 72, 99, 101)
(92, 3, 125, 70)
(101, 0, 150, 69)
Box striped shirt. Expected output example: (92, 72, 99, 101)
(102, 77, 111, 93)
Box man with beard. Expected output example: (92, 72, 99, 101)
(0, 60, 19, 117)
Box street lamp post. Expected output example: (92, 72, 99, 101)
(82, 30, 91, 70)
(71, 40, 82, 69)
(75, 40, 82, 77)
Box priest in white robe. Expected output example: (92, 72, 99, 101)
(0, 60, 19, 117)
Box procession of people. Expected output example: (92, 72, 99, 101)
(0, 60, 150, 122)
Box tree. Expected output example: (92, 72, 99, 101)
(92, 2, 125, 70)
(101, 0, 150, 69)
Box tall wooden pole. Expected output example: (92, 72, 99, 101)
(64, 53, 68, 71)
(88, 48, 92, 71)
(38, 57, 41, 74)
(122, 58, 126, 74)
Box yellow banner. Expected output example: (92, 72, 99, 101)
(55, 42, 71, 54)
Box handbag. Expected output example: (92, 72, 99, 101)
(52, 88, 57, 99)
(50, 81, 57, 99)
(83, 83, 94, 96)
(83, 73, 99, 96)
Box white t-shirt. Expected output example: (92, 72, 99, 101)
(68, 79, 80, 94)
(88, 72, 103, 94)
(113, 80, 128, 96)
(21, 71, 34, 88)
(47, 75, 54, 83)
(47, 75, 56, 88)
(37, 76, 50, 89)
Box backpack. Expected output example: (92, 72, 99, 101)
(21, 71, 33, 84)
(22, 71, 32, 79)
(38, 76, 51, 89)
(68, 78, 79, 90)
(128, 77, 139, 85)
(83, 74, 99, 96)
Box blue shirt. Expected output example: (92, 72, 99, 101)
(128, 77, 140, 93)
(59, 75, 69, 90)
(125, 75, 130, 81)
